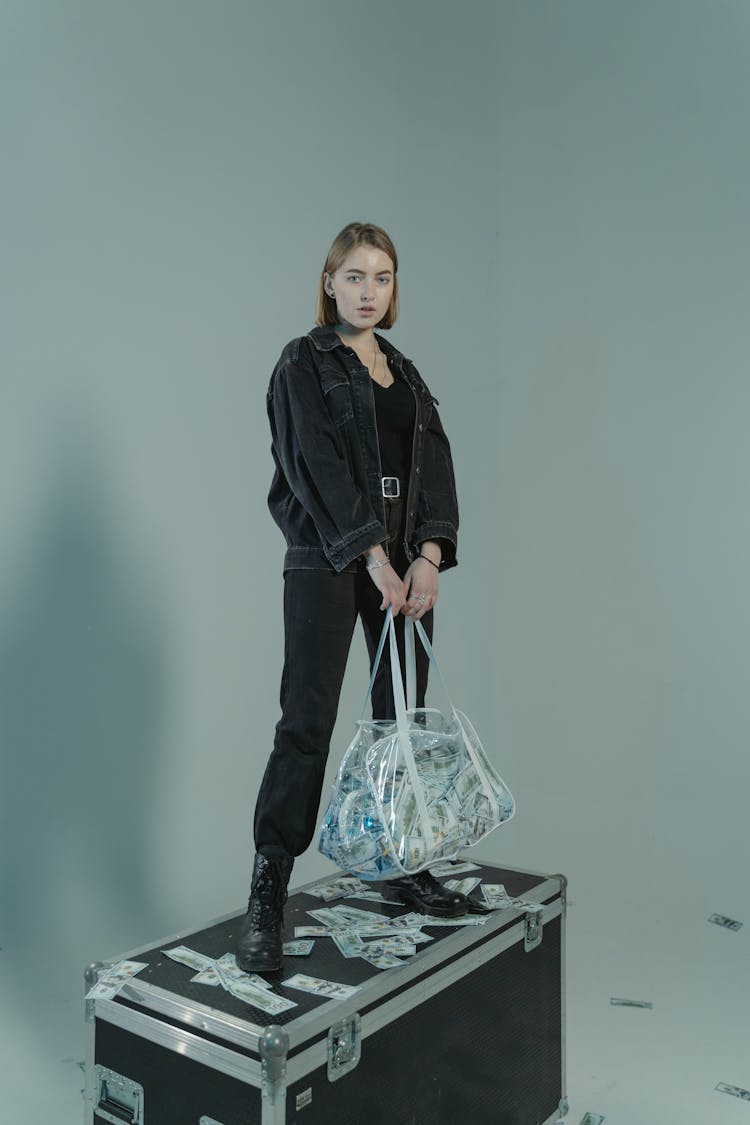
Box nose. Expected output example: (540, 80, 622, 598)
(361, 279, 374, 300)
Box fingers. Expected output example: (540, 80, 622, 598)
(402, 557, 438, 619)
(370, 563, 408, 615)
(403, 590, 436, 620)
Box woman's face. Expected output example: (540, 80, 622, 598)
(325, 245, 394, 333)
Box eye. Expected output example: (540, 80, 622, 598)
(346, 274, 361, 282)
(377, 276, 391, 285)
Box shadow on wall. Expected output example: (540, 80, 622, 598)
(0, 428, 167, 1000)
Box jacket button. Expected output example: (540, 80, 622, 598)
(415, 466, 421, 474)
(418, 424, 423, 432)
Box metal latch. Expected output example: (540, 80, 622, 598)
(94, 1065, 144, 1125)
(524, 904, 544, 952)
(327, 1013, 362, 1081)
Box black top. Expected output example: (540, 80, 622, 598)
(373, 372, 416, 486)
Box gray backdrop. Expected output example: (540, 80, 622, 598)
(1, 2, 748, 1121)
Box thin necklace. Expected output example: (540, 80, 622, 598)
(370, 338, 390, 387)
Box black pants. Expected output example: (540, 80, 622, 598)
(253, 502, 433, 859)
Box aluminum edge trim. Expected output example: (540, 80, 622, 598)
(83, 1011, 96, 1125)
(281, 878, 560, 1050)
(95, 999, 263, 1088)
(110, 980, 264, 1049)
(283, 903, 562, 1086)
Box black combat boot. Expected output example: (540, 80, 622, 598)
(236, 853, 294, 974)
(382, 869, 468, 918)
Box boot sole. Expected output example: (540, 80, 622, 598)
(381, 884, 467, 918)
(236, 952, 283, 975)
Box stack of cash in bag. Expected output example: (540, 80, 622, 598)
(318, 709, 515, 879)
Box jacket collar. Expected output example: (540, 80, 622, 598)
(307, 325, 408, 369)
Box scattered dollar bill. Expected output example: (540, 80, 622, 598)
(345, 890, 388, 903)
(163, 946, 297, 1015)
(402, 912, 489, 927)
(391, 906, 492, 929)
(610, 997, 654, 1009)
(283, 940, 314, 956)
(708, 913, 743, 932)
(428, 860, 481, 877)
(361, 949, 407, 970)
(307, 876, 367, 901)
(580, 1114, 605, 1125)
(366, 939, 417, 958)
(215, 954, 273, 992)
(85, 961, 148, 1000)
(163, 945, 214, 972)
(190, 967, 223, 986)
(294, 926, 331, 938)
(226, 977, 298, 1014)
(283, 974, 359, 1000)
(716, 1082, 750, 1101)
(307, 907, 356, 930)
(332, 930, 366, 959)
(480, 884, 513, 909)
(443, 877, 482, 896)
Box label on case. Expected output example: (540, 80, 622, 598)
(296, 1087, 313, 1110)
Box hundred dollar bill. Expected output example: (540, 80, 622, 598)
(162, 946, 214, 973)
(366, 939, 417, 958)
(361, 949, 406, 970)
(190, 966, 223, 986)
(480, 884, 513, 908)
(581, 1114, 606, 1125)
(715, 1082, 750, 1101)
(708, 913, 743, 932)
(328, 904, 384, 924)
(215, 954, 273, 991)
(283, 974, 359, 1000)
(85, 961, 148, 1000)
(294, 926, 331, 938)
(306, 907, 355, 929)
(226, 977, 298, 1015)
(307, 876, 366, 901)
(428, 860, 481, 877)
(332, 930, 366, 959)
(283, 940, 314, 957)
(609, 997, 653, 1009)
(443, 877, 482, 896)
(345, 890, 388, 904)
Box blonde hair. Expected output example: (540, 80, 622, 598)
(315, 222, 399, 329)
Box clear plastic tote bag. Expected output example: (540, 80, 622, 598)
(318, 613, 515, 880)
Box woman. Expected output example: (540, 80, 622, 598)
(237, 222, 468, 975)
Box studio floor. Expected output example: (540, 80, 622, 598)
(1, 846, 747, 1125)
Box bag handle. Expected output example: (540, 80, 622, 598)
(361, 613, 500, 825)
(408, 619, 501, 823)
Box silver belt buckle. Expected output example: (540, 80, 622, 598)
(381, 476, 400, 499)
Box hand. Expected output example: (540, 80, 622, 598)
(402, 557, 439, 620)
(367, 561, 408, 615)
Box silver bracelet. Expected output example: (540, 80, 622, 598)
(366, 556, 390, 571)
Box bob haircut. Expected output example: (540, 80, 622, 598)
(316, 221, 399, 329)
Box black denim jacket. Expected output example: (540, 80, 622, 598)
(267, 326, 459, 573)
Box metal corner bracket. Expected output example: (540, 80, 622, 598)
(260, 1024, 290, 1106)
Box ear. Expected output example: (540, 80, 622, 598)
(324, 272, 336, 298)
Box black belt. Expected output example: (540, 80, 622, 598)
(381, 476, 400, 499)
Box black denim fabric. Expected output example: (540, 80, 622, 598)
(254, 501, 433, 859)
(266, 326, 459, 574)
